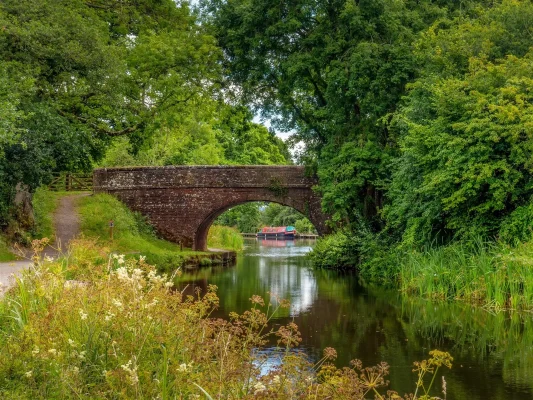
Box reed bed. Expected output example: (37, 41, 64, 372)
(399, 237, 533, 311)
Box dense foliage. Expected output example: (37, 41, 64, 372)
(215, 202, 316, 234)
(0, 0, 289, 232)
(202, 0, 533, 276)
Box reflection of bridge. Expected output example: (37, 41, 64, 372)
(93, 166, 330, 251)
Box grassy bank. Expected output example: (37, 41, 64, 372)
(399, 238, 533, 311)
(310, 231, 533, 311)
(78, 194, 204, 272)
(0, 241, 452, 398)
(207, 224, 244, 251)
(0, 235, 17, 262)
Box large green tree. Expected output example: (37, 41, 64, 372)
(201, 0, 478, 228)
(0, 0, 221, 226)
(387, 0, 533, 244)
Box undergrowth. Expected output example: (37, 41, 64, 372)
(311, 230, 533, 311)
(0, 238, 453, 399)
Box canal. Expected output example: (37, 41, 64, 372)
(176, 238, 533, 399)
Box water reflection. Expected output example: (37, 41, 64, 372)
(175, 239, 533, 399)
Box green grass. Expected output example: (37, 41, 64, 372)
(0, 235, 18, 262)
(207, 225, 244, 252)
(399, 237, 533, 311)
(32, 187, 64, 240)
(78, 194, 211, 272)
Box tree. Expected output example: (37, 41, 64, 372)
(386, 1, 533, 244)
(201, 0, 466, 227)
(0, 0, 222, 227)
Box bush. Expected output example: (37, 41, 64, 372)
(308, 231, 359, 270)
(499, 204, 533, 245)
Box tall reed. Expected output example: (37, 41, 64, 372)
(399, 237, 533, 310)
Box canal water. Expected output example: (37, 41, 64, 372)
(176, 239, 533, 399)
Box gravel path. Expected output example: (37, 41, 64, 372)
(0, 193, 89, 294)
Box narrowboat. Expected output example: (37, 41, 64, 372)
(256, 226, 296, 239)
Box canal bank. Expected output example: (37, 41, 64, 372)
(175, 238, 533, 399)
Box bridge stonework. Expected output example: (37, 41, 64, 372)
(93, 166, 330, 251)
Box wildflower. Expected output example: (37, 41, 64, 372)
(250, 295, 265, 306)
(32, 346, 40, 355)
(112, 298, 123, 309)
(178, 363, 188, 372)
(121, 359, 139, 386)
(164, 281, 174, 288)
(105, 312, 115, 321)
(68, 339, 76, 348)
(253, 381, 266, 395)
(112, 254, 119, 259)
(117, 255, 125, 265)
(323, 347, 337, 361)
(24, 371, 33, 378)
(48, 348, 57, 356)
(79, 351, 86, 360)
(139, 255, 146, 262)
(272, 375, 281, 384)
(116, 267, 128, 281)
(79, 309, 88, 320)
(132, 268, 143, 280)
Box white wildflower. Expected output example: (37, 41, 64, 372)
(112, 254, 119, 259)
(78, 351, 86, 360)
(115, 267, 128, 281)
(68, 339, 76, 348)
(272, 375, 281, 384)
(48, 348, 57, 356)
(31, 346, 40, 355)
(105, 312, 115, 321)
(164, 281, 174, 288)
(121, 359, 139, 385)
(79, 309, 88, 320)
(139, 255, 146, 262)
(132, 268, 143, 280)
(177, 363, 188, 372)
(253, 381, 266, 394)
(24, 371, 33, 378)
(112, 298, 123, 309)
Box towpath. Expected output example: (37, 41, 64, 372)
(0, 193, 88, 294)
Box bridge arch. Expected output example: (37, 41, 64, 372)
(195, 199, 325, 251)
(93, 166, 330, 251)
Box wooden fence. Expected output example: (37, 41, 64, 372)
(48, 173, 93, 192)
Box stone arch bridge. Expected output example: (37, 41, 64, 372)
(93, 166, 330, 251)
